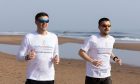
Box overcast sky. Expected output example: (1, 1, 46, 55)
(0, 0, 140, 33)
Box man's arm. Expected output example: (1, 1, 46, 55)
(52, 36, 60, 64)
(79, 49, 102, 67)
(111, 52, 122, 65)
(16, 35, 30, 61)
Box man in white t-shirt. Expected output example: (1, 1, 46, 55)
(17, 12, 60, 84)
(79, 18, 122, 84)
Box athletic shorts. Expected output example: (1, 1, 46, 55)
(25, 79, 54, 84)
(85, 76, 112, 84)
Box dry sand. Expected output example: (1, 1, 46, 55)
(0, 52, 140, 84)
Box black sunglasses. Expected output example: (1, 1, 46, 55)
(38, 19, 49, 23)
(101, 24, 111, 27)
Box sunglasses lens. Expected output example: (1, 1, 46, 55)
(38, 17, 49, 23)
(38, 19, 49, 23)
(101, 25, 111, 27)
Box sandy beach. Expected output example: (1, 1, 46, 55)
(0, 52, 140, 84)
(0, 35, 140, 84)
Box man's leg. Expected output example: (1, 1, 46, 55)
(25, 79, 37, 84)
(42, 80, 54, 84)
(25, 79, 54, 84)
(85, 76, 100, 84)
(101, 77, 112, 84)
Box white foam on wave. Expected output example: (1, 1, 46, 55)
(116, 37, 140, 41)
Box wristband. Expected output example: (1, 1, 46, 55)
(113, 56, 118, 61)
(25, 55, 30, 60)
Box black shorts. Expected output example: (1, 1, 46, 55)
(25, 79, 54, 84)
(85, 76, 112, 84)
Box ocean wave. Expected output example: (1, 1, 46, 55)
(116, 37, 140, 41)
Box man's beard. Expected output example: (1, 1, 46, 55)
(103, 31, 109, 36)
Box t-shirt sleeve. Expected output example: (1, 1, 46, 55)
(81, 37, 92, 53)
(113, 37, 115, 44)
(112, 36, 115, 45)
(16, 35, 29, 61)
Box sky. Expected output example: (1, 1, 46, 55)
(0, 0, 140, 33)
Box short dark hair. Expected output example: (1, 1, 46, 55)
(98, 17, 110, 26)
(35, 12, 49, 21)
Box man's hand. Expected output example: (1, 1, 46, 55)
(52, 55, 60, 64)
(91, 60, 102, 67)
(25, 50, 36, 60)
(115, 58, 122, 65)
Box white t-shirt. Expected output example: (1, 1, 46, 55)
(81, 33, 115, 78)
(17, 31, 59, 81)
